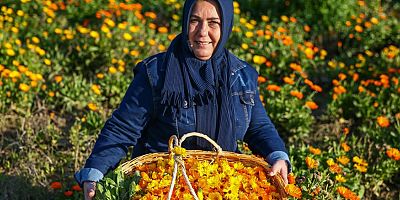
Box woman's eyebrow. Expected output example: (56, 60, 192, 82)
(190, 14, 220, 21)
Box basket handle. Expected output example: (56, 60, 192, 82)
(168, 132, 223, 153)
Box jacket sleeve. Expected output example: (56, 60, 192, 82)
(243, 73, 289, 164)
(83, 62, 154, 175)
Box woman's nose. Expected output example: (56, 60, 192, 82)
(198, 21, 208, 36)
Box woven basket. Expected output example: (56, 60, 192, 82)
(120, 132, 288, 199)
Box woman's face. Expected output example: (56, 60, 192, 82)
(188, 0, 221, 60)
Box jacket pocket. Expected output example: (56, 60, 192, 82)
(238, 90, 255, 127)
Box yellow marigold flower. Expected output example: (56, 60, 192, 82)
(109, 66, 117, 74)
(77, 26, 90, 34)
(233, 1, 239, 8)
(252, 55, 266, 65)
(87, 103, 97, 111)
(158, 44, 166, 51)
(19, 83, 30, 92)
(96, 73, 104, 79)
(11, 27, 19, 33)
(148, 39, 156, 46)
(326, 158, 335, 166)
(129, 25, 140, 33)
(54, 28, 63, 34)
(241, 43, 249, 50)
(354, 164, 367, 173)
(234, 7, 240, 14)
(337, 155, 350, 165)
(9, 71, 21, 79)
(370, 17, 379, 24)
(17, 10, 24, 16)
(90, 31, 99, 38)
(335, 174, 346, 182)
(91, 84, 101, 95)
(44, 59, 51, 65)
(261, 15, 269, 22)
(130, 50, 139, 57)
(281, 15, 289, 22)
(320, 49, 327, 57)
(18, 65, 28, 73)
(104, 18, 115, 27)
(32, 36, 40, 44)
(6, 49, 15, 56)
(54, 75, 62, 83)
(123, 33, 132, 41)
(31, 81, 38, 87)
(118, 65, 125, 72)
(245, 31, 253, 38)
(172, 146, 186, 156)
(172, 14, 180, 21)
(139, 41, 145, 47)
(118, 22, 127, 30)
(305, 156, 318, 169)
(100, 25, 110, 33)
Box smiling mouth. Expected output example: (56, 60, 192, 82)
(195, 41, 212, 45)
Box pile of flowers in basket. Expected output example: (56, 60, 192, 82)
(131, 147, 281, 199)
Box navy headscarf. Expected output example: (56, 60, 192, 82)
(161, 0, 236, 151)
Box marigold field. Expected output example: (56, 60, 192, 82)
(0, 0, 399, 199)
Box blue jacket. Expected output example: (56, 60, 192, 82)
(75, 52, 290, 184)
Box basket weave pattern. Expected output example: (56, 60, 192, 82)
(120, 132, 288, 199)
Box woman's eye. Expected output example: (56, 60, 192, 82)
(209, 21, 220, 28)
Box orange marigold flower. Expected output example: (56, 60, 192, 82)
(258, 76, 267, 83)
(343, 127, 349, 135)
(337, 186, 360, 200)
(285, 184, 302, 198)
(303, 25, 311, 32)
(64, 191, 73, 197)
(266, 84, 281, 92)
(50, 181, 62, 189)
(386, 148, 400, 161)
(305, 101, 318, 110)
(54, 75, 63, 83)
(305, 156, 318, 169)
(338, 73, 347, 80)
(341, 142, 351, 152)
(309, 146, 321, 155)
(337, 155, 350, 165)
(158, 26, 168, 33)
(283, 77, 294, 85)
(377, 116, 390, 127)
(329, 163, 342, 174)
(290, 63, 302, 72)
(287, 173, 296, 184)
(311, 85, 322, 92)
(71, 184, 82, 191)
(290, 90, 303, 99)
(355, 25, 363, 32)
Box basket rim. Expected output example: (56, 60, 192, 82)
(120, 150, 288, 199)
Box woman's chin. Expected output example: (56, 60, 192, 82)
(193, 50, 212, 60)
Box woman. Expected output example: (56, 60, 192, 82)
(75, 0, 291, 199)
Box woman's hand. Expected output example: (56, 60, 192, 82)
(83, 181, 96, 200)
(269, 160, 288, 185)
